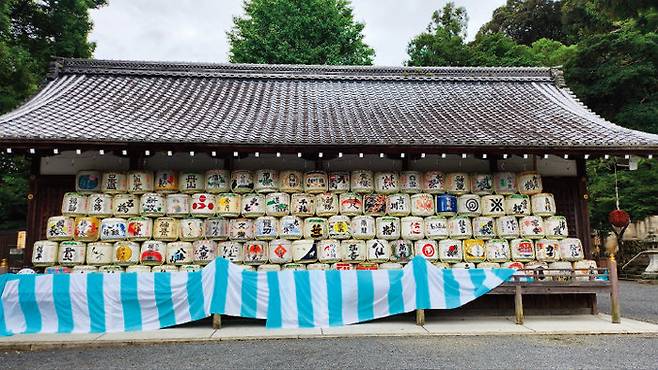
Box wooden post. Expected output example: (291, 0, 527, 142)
(514, 285, 524, 325)
(609, 256, 621, 323)
(415, 309, 425, 326)
(212, 314, 222, 329)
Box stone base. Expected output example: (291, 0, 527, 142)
(641, 272, 658, 280)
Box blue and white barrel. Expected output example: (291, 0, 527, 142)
(436, 194, 457, 216)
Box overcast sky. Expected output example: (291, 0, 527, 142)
(90, 0, 505, 66)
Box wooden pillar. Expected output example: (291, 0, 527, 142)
(415, 309, 425, 326)
(212, 314, 222, 329)
(609, 256, 621, 323)
(575, 158, 593, 257)
(514, 285, 524, 324)
(25, 155, 41, 264)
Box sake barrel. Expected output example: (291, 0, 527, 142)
(304, 171, 328, 193)
(254, 169, 279, 193)
(241, 193, 266, 218)
(178, 172, 206, 194)
(340, 240, 367, 262)
(501, 261, 525, 270)
(422, 171, 446, 194)
(217, 241, 243, 262)
(205, 169, 230, 193)
(332, 262, 354, 270)
(493, 172, 517, 195)
(265, 192, 290, 217)
(436, 194, 457, 216)
(153, 217, 179, 241)
(86, 242, 113, 266)
(258, 264, 281, 272)
(315, 192, 338, 216)
(350, 215, 376, 240)
(127, 171, 154, 194)
(535, 239, 561, 262)
(318, 239, 341, 263)
(279, 170, 303, 193)
(424, 216, 449, 240)
(204, 217, 229, 240)
(415, 240, 439, 262)
(282, 263, 305, 271)
(292, 239, 317, 263)
(151, 265, 177, 272)
(380, 262, 404, 270)
(339, 192, 363, 216)
(481, 195, 506, 217)
(126, 217, 153, 241)
(230, 170, 254, 193)
(193, 239, 217, 265)
(477, 262, 501, 269)
(559, 238, 584, 262)
(101, 172, 127, 194)
(452, 262, 476, 269)
(279, 215, 303, 240)
(44, 266, 72, 274)
(434, 262, 450, 269)
(100, 217, 128, 242)
(154, 170, 178, 193)
(531, 193, 556, 217)
(254, 216, 278, 240)
(573, 260, 598, 281)
(76, 171, 101, 193)
(367, 239, 391, 262)
(485, 239, 511, 262)
(517, 171, 543, 195)
(544, 216, 569, 239)
(166, 241, 193, 265)
(113, 194, 139, 217)
(411, 193, 434, 217)
(401, 216, 425, 240)
(350, 170, 374, 193)
(32, 240, 58, 267)
(269, 239, 293, 264)
(99, 265, 125, 273)
(448, 216, 473, 239)
(112, 241, 139, 266)
(181, 264, 203, 272)
(399, 171, 422, 194)
(547, 261, 573, 281)
(165, 193, 191, 217)
(445, 172, 470, 195)
(438, 239, 463, 263)
(139, 240, 166, 265)
(216, 193, 241, 217)
(505, 194, 531, 217)
(519, 216, 545, 239)
(389, 240, 414, 263)
(328, 215, 351, 239)
(72, 265, 97, 273)
(191, 193, 216, 217)
(87, 193, 113, 218)
(457, 194, 481, 217)
(74, 216, 100, 242)
(139, 193, 165, 217)
(290, 193, 315, 217)
(229, 218, 254, 241)
(61, 192, 88, 216)
(376, 216, 401, 240)
(471, 173, 493, 195)
(356, 262, 379, 270)
(328, 171, 351, 193)
(179, 218, 204, 241)
(463, 239, 486, 263)
(126, 265, 151, 273)
(472, 216, 496, 240)
(374, 172, 399, 194)
(386, 193, 411, 217)
(511, 239, 536, 262)
(363, 194, 387, 216)
(496, 216, 520, 239)
(47, 216, 74, 241)
(304, 217, 328, 240)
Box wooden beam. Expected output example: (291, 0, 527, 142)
(415, 309, 425, 326)
(514, 285, 524, 324)
(212, 314, 222, 329)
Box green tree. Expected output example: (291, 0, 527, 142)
(529, 37, 577, 66)
(470, 32, 539, 66)
(227, 0, 374, 65)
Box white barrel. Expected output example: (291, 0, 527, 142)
(399, 171, 422, 194)
(350, 170, 374, 193)
(279, 171, 304, 193)
(332, 262, 354, 270)
(86, 242, 113, 266)
(76, 171, 102, 193)
(386, 193, 411, 216)
(113, 241, 140, 266)
(254, 169, 279, 193)
(269, 239, 293, 264)
(179, 218, 204, 241)
(126, 217, 152, 241)
(304, 171, 328, 193)
(448, 216, 473, 239)
(282, 263, 305, 271)
(290, 193, 315, 217)
(127, 171, 154, 194)
(315, 192, 338, 216)
(496, 216, 520, 239)
(424, 216, 449, 240)
(154, 170, 178, 193)
(61, 192, 88, 216)
(139, 193, 165, 217)
(363, 194, 387, 216)
(292, 239, 317, 263)
(72, 265, 98, 274)
(415, 240, 439, 262)
(535, 239, 561, 262)
(151, 265, 178, 273)
(193, 239, 217, 265)
(230, 170, 254, 193)
(32, 240, 59, 267)
(328, 172, 351, 193)
(457, 194, 481, 217)
(100, 217, 128, 242)
(381, 262, 405, 270)
(139, 240, 167, 265)
(511, 239, 536, 262)
(47, 216, 74, 241)
(265, 192, 290, 216)
(254, 216, 278, 240)
(204, 217, 230, 240)
(505, 194, 531, 217)
(87, 193, 113, 218)
(166, 241, 193, 265)
(573, 260, 598, 281)
(351, 215, 376, 239)
(481, 195, 506, 217)
(73, 216, 100, 242)
(477, 262, 501, 269)
(229, 218, 254, 241)
(389, 240, 414, 262)
(179, 173, 205, 193)
(547, 261, 573, 281)
(328, 215, 351, 239)
(367, 239, 391, 262)
(485, 239, 510, 262)
(434, 262, 450, 269)
(401, 216, 425, 240)
(339, 192, 363, 216)
(531, 193, 556, 217)
(374, 172, 399, 194)
(340, 240, 366, 262)
(445, 173, 470, 195)
(190, 193, 216, 217)
(493, 172, 516, 195)
(422, 171, 446, 194)
(153, 217, 179, 241)
(279, 215, 303, 240)
(520, 216, 545, 239)
(376, 216, 401, 240)
(436, 194, 458, 216)
(544, 216, 568, 239)
(501, 261, 525, 270)
(99, 265, 125, 273)
(463, 239, 486, 263)
(205, 169, 230, 193)
(217, 241, 243, 262)
(517, 171, 543, 195)
(100, 172, 127, 194)
(438, 239, 463, 263)
(318, 239, 341, 263)
(472, 216, 496, 240)
(470, 173, 493, 195)
(303, 217, 328, 240)
(216, 193, 241, 217)
(559, 238, 585, 261)
(258, 264, 282, 272)
(113, 194, 139, 217)
(410, 193, 434, 217)
(241, 193, 266, 218)
(165, 193, 191, 217)
(126, 265, 151, 273)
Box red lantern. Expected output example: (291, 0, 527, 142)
(608, 209, 630, 228)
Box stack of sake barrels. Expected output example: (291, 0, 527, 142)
(31, 169, 595, 276)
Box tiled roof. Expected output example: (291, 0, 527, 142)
(1, 58, 657, 152)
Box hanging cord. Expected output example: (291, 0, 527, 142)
(613, 159, 620, 210)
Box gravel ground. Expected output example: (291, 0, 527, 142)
(598, 280, 658, 323)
